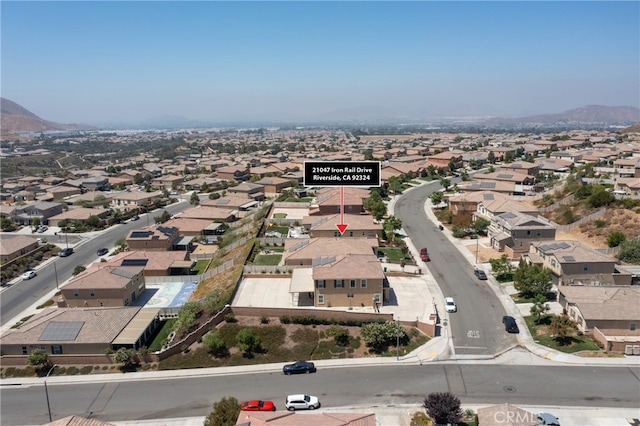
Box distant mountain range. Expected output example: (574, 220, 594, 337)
(1, 97, 639, 132)
(1, 98, 94, 134)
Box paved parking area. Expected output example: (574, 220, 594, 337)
(233, 277, 293, 307)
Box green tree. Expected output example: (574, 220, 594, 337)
(427, 164, 437, 177)
(487, 151, 496, 164)
(530, 294, 551, 324)
(0, 217, 16, 231)
(203, 396, 241, 426)
(26, 349, 50, 372)
(439, 178, 451, 191)
(617, 239, 640, 264)
(86, 215, 100, 228)
(209, 192, 221, 200)
(236, 328, 261, 354)
(513, 261, 552, 299)
(488, 254, 513, 281)
(115, 237, 127, 251)
(471, 217, 490, 235)
(326, 325, 350, 347)
(423, 392, 463, 425)
(607, 231, 626, 248)
(72, 265, 86, 276)
(154, 210, 172, 224)
(384, 215, 402, 243)
(190, 192, 200, 206)
(503, 151, 514, 163)
(361, 321, 406, 353)
(113, 347, 137, 369)
(175, 301, 201, 337)
(588, 188, 614, 208)
(203, 331, 227, 357)
(32, 217, 41, 230)
(388, 176, 403, 194)
(430, 191, 443, 205)
(549, 314, 577, 345)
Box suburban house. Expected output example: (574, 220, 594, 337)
(499, 161, 540, 176)
(47, 207, 110, 227)
(125, 226, 180, 251)
(59, 265, 146, 307)
(182, 177, 223, 192)
(254, 176, 294, 197)
(458, 180, 523, 195)
(46, 185, 82, 202)
(558, 286, 640, 352)
(12, 201, 64, 226)
(427, 150, 464, 169)
(474, 198, 540, 222)
(80, 176, 111, 192)
(474, 170, 537, 186)
(0, 235, 40, 263)
(105, 250, 194, 277)
(534, 157, 573, 173)
(227, 182, 265, 200)
(161, 217, 218, 237)
(523, 240, 632, 286)
(0, 306, 159, 356)
(110, 191, 163, 211)
(180, 206, 237, 222)
(447, 191, 508, 215)
(487, 212, 556, 257)
(615, 177, 640, 197)
(311, 253, 386, 308)
(151, 174, 183, 191)
(309, 187, 369, 216)
(200, 195, 258, 211)
(215, 165, 250, 181)
(614, 157, 640, 178)
(302, 213, 382, 238)
(283, 237, 378, 267)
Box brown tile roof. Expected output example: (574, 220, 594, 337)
(64, 265, 144, 290)
(532, 240, 616, 263)
(313, 253, 384, 280)
(0, 235, 39, 256)
(283, 238, 377, 262)
(106, 250, 189, 271)
(236, 411, 377, 426)
(49, 207, 109, 221)
(303, 213, 382, 232)
(0, 307, 140, 345)
(560, 286, 640, 321)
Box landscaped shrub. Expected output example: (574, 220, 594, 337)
(224, 313, 237, 323)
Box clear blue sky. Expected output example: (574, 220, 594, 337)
(2, 1, 638, 124)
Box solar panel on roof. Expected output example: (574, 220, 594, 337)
(39, 321, 84, 341)
(562, 255, 575, 262)
(479, 182, 495, 189)
(130, 231, 149, 238)
(483, 194, 495, 200)
(216, 199, 230, 204)
(121, 259, 148, 267)
(497, 174, 512, 179)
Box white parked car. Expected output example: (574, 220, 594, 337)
(285, 394, 320, 411)
(22, 270, 37, 280)
(445, 297, 457, 313)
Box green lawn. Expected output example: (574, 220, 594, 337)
(148, 319, 177, 352)
(191, 260, 209, 275)
(283, 197, 312, 202)
(273, 213, 287, 218)
(378, 247, 412, 262)
(254, 254, 282, 266)
(524, 315, 600, 353)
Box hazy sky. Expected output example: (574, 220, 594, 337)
(2, 1, 639, 124)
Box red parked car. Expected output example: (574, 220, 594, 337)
(240, 400, 276, 412)
(420, 247, 430, 261)
(420, 247, 428, 255)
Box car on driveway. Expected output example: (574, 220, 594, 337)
(283, 360, 316, 375)
(240, 400, 276, 412)
(502, 315, 519, 333)
(59, 247, 74, 257)
(474, 269, 487, 280)
(285, 394, 320, 411)
(22, 270, 37, 280)
(445, 297, 457, 313)
(97, 247, 109, 256)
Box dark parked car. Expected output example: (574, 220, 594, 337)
(502, 315, 519, 333)
(97, 248, 109, 256)
(474, 269, 487, 280)
(59, 247, 74, 257)
(283, 360, 316, 375)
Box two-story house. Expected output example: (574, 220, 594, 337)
(12, 201, 64, 226)
(309, 187, 369, 216)
(60, 265, 146, 307)
(487, 212, 556, 257)
(254, 176, 295, 197)
(125, 226, 180, 251)
(216, 165, 251, 182)
(523, 240, 632, 286)
(110, 191, 163, 212)
(302, 213, 382, 238)
(283, 237, 378, 266)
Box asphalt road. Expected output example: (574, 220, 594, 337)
(394, 181, 518, 356)
(0, 201, 190, 327)
(2, 364, 638, 424)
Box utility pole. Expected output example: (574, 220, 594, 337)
(475, 235, 479, 265)
(44, 364, 58, 422)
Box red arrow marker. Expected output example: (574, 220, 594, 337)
(336, 186, 349, 235)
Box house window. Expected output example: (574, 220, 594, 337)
(374, 293, 381, 303)
(90, 290, 95, 297)
(350, 280, 356, 288)
(318, 294, 325, 304)
(536, 231, 541, 236)
(526, 230, 531, 235)
(631, 323, 637, 331)
(21, 346, 27, 355)
(335, 279, 344, 288)
(349, 231, 353, 237)
(74, 290, 79, 297)
(334, 231, 340, 237)
(583, 264, 589, 272)
(316, 280, 325, 289)
(361, 279, 367, 288)
(551, 259, 556, 267)
(52, 345, 62, 354)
